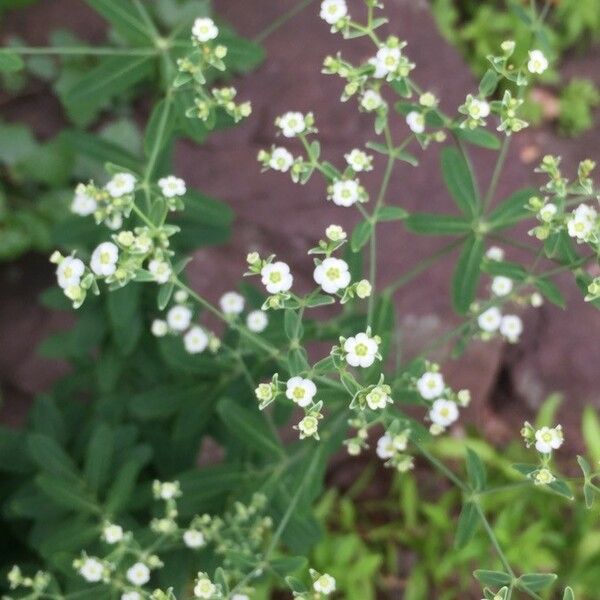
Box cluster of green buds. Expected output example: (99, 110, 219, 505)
(495, 90, 528, 135)
(5, 567, 52, 596)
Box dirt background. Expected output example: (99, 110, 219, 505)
(1, 0, 600, 449)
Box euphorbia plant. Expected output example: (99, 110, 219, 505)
(1, 1, 599, 599)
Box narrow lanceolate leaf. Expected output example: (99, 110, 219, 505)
(563, 587, 575, 600)
(453, 126, 501, 150)
(465, 447, 487, 491)
(487, 187, 536, 231)
(517, 573, 558, 592)
(534, 277, 565, 309)
(84, 0, 154, 45)
(452, 235, 484, 314)
(35, 473, 98, 514)
(441, 146, 479, 216)
(83, 424, 114, 493)
(351, 220, 374, 252)
(405, 213, 470, 236)
(473, 570, 512, 587)
(481, 259, 527, 281)
(0, 51, 25, 73)
(454, 501, 479, 548)
(377, 206, 409, 222)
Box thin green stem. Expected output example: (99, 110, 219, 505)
(475, 503, 515, 577)
(415, 441, 468, 492)
(483, 135, 511, 211)
(254, 0, 319, 43)
(0, 46, 157, 56)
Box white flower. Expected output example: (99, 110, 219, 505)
(231, 595, 249, 600)
(192, 17, 218, 43)
(247, 310, 268, 332)
(527, 49, 548, 74)
(286, 376, 317, 407)
(534, 425, 564, 454)
(167, 305, 193, 331)
(90, 242, 119, 277)
(126, 562, 150, 586)
(376, 434, 395, 459)
(151, 319, 168, 337)
(486, 246, 504, 261)
(320, 0, 347, 24)
(56, 256, 85, 289)
(79, 557, 104, 582)
(269, 147, 294, 172)
(298, 415, 320, 438)
(344, 332, 379, 368)
(429, 399, 459, 428)
(105, 213, 123, 230)
(102, 523, 123, 544)
(531, 292, 544, 307)
(467, 98, 490, 120)
(365, 386, 392, 410)
(277, 112, 305, 137)
(313, 573, 336, 595)
(491, 276, 513, 296)
(326, 224, 346, 241)
(361, 89, 383, 112)
(345, 148, 373, 172)
(106, 172, 136, 198)
(184, 326, 209, 354)
(416, 372, 445, 400)
(71, 190, 97, 216)
(261, 261, 293, 294)
(122, 593, 141, 600)
(356, 279, 372, 298)
(149, 259, 172, 284)
(183, 529, 206, 549)
(314, 257, 351, 294)
(220, 291, 245, 315)
(370, 46, 401, 78)
(567, 204, 597, 240)
(155, 480, 180, 500)
(478, 306, 502, 332)
(331, 179, 360, 207)
(500, 314, 523, 342)
(534, 468, 555, 485)
(406, 111, 425, 134)
(539, 203, 557, 222)
(158, 175, 186, 198)
(194, 575, 217, 598)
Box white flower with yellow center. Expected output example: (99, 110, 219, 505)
(79, 557, 104, 582)
(478, 306, 502, 332)
(534, 467, 555, 485)
(406, 111, 425, 134)
(486, 246, 504, 261)
(361, 89, 383, 112)
(126, 562, 150, 586)
(261, 261, 293, 294)
(56, 256, 85, 289)
(192, 17, 218, 43)
(370, 46, 401, 79)
(313, 573, 336, 595)
(106, 172, 136, 198)
(184, 326, 209, 354)
(534, 425, 564, 454)
(71, 189, 97, 216)
(167, 305, 192, 331)
(269, 147, 294, 172)
(356, 279, 372, 298)
(90, 242, 119, 277)
(151, 319, 168, 337)
(148, 259, 172, 284)
(429, 398, 459, 428)
(298, 415, 320, 439)
(539, 202, 557, 222)
(194, 575, 216, 599)
(102, 523, 123, 544)
(527, 49, 548, 74)
(326, 224, 346, 241)
(219, 291, 245, 315)
(286, 376, 317, 407)
(344, 332, 379, 368)
(105, 213, 123, 230)
(247, 309, 269, 332)
(567, 204, 597, 240)
(158, 175, 186, 198)
(491, 276, 513, 296)
(314, 257, 351, 294)
(499, 314, 522, 342)
(183, 529, 206, 549)
(345, 148, 373, 172)
(467, 97, 490, 120)
(331, 179, 360, 207)
(276, 112, 306, 137)
(320, 0, 347, 24)
(365, 386, 392, 410)
(376, 434, 395, 459)
(416, 371, 445, 400)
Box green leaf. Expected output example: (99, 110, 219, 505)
(107, 283, 143, 354)
(157, 281, 174, 310)
(454, 501, 479, 548)
(453, 127, 501, 150)
(440, 146, 479, 216)
(84, 424, 114, 493)
(479, 69, 500, 96)
(377, 206, 409, 222)
(351, 220, 374, 252)
(487, 188, 536, 231)
(534, 277, 565, 309)
(35, 473, 98, 513)
(270, 556, 308, 577)
(583, 482, 597, 509)
(305, 294, 335, 308)
(288, 347, 310, 376)
(582, 406, 600, 464)
(84, 0, 154, 45)
(473, 570, 512, 587)
(452, 235, 484, 314)
(405, 213, 470, 236)
(535, 393, 563, 429)
(481, 259, 527, 281)
(105, 445, 152, 513)
(217, 398, 284, 458)
(284, 308, 302, 340)
(547, 479, 573, 500)
(466, 447, 487, 491)
(563, 587, 575, 600)
(27, 434, 78, 481)
(144, 97, 176, 159)
(0, 51, 25, 73)
(518, 573, 557, 592)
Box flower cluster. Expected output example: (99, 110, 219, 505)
(521, 422, 565, 485)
